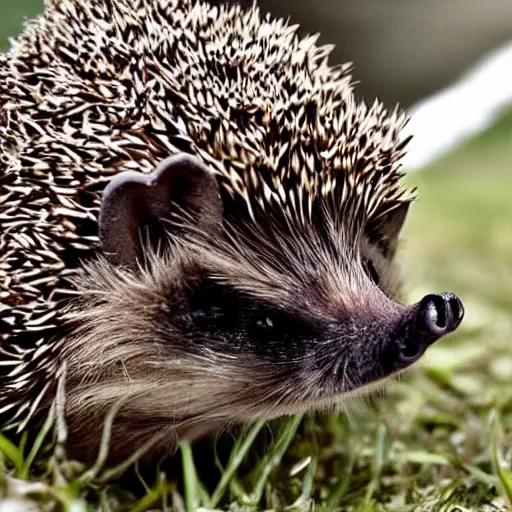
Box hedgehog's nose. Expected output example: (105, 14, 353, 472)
(418, 293, 464, 336)
(394, 293, 464, 367)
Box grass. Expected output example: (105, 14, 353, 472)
(2, 2, 512, 510)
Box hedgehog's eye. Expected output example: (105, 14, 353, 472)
(249, 312, 282, 343)
(363, 258, 380, 286)
(254, 316, 274, 330)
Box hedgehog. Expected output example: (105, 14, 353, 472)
(0, 0, 464, 464)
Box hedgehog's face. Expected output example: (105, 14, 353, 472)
(77, 154, 463, 445)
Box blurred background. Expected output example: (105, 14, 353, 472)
(3, 0, 512, 107)
(2, 1, 512, 509)
(240, 0, 512, 108)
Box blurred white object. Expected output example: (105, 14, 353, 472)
(402, 41, 512, 171)
(0, 499, 39, 512)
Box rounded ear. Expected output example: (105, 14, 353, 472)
(369, 202, 411, 258)
(99, 154, 222, 270)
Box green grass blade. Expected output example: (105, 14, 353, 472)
(0, 432, 24, 475)
(248, 414, 304, 505)
(364, 423, 389, 503)
(325, 450, 356, 509)
(20, 401, 55, 479)
(181, 441, 199, 512)
(209, 420, 265, 508)
(489, 409, 512, 505)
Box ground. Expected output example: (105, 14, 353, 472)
(2, 2, 512, 511)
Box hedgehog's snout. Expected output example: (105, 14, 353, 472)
(396, 293, 464, 365)
(418, 293, 464, 336)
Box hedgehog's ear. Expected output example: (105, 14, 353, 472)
(99, 154, 222, 270)
(374, 203, 411, 257)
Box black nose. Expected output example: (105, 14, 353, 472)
(395, 292, 464, 366)
(418, 293, 464, 336)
